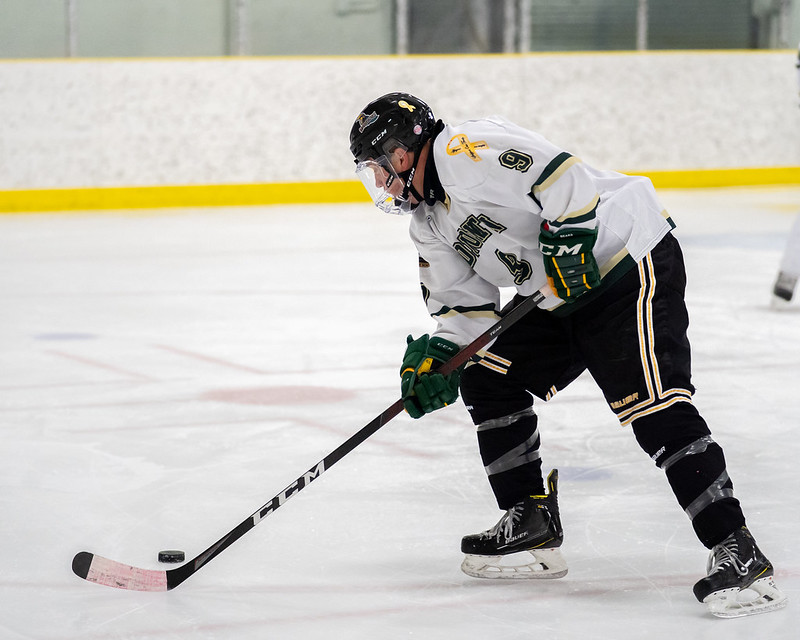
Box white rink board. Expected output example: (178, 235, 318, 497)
(1, 51, 799, 190)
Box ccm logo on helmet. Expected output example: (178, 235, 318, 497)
(371, 128, 388, 145)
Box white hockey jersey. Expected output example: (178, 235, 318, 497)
(409, 116, 674, 347)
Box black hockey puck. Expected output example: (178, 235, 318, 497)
(157, 550, 185, 563)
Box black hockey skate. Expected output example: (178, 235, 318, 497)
(693, 526, 787, 618)
(460, 469, 567, 579)
(772, 271, 797, 306)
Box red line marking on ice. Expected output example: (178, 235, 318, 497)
(0, 380, 134, 391)
(46, 350, 156, 382)
(154, 344, 270, 374)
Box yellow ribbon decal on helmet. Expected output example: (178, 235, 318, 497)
(398, 100, 416, 112)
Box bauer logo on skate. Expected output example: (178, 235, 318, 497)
(252, 461, 326, 524)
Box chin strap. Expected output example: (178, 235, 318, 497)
(398, 148, 426, 204)
(407, 182, 425, 204)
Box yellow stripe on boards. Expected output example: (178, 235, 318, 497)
(0, 181, 368, 214)
(1, 166, 799, 214)
(641, 166, 800, 189)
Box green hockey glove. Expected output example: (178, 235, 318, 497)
(539, 223, 601, 303)
(400, 334, 461, 419)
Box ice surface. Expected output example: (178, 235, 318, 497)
(1, 188, 798, 639)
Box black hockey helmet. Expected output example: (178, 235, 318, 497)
(349, 92, 436, 163)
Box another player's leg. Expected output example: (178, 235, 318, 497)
(771, 213, 800, 308)
(771, 270, 797, 305)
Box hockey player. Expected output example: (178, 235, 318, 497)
(349, 92, 787, 618)
(770, 42, 800, 307)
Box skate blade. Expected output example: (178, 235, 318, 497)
(704, 575, 788, 619)
(770, 295, 793, 310)
(461, 548, 568, 580)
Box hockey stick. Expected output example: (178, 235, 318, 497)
(72, 287, 548, 591)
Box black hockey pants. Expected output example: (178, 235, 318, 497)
(460, 233, 746, 548)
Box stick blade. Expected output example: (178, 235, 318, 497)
(72, 551, 169, 591)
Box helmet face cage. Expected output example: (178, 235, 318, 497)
(354, 144, 414, 215)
